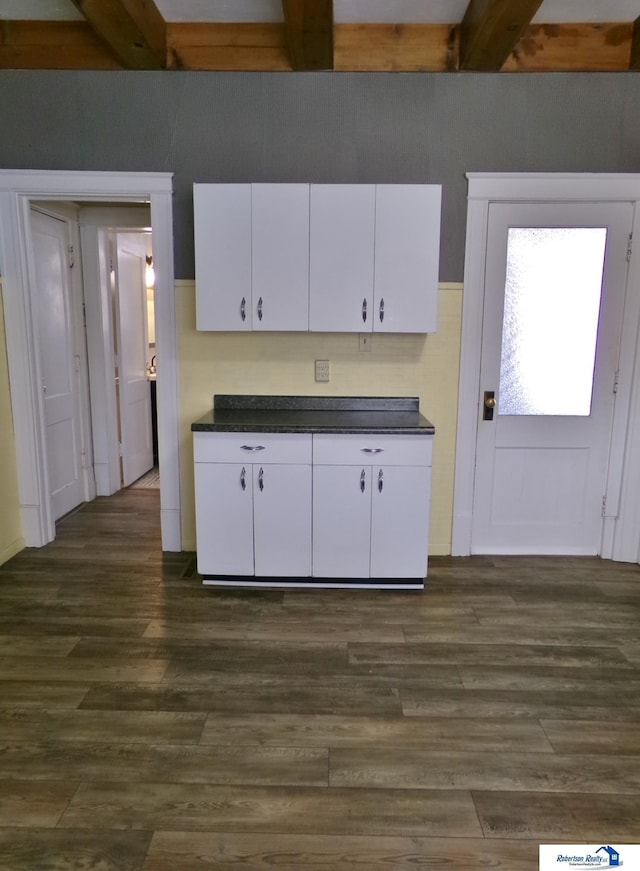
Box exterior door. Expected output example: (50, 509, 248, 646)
(114, 233, 153, 486)
(31, 210, 86, 520)
(472, 201, 634, 554)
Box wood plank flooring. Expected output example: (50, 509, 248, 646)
(0, 488, 638, 869)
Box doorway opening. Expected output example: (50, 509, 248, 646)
(0, 170, 179, 554)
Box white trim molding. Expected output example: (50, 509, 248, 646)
(453, 173, 640, 563)
(0, 170, 181, 552)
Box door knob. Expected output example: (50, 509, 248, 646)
(483, 390, 496, 421)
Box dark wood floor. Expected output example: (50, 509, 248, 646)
(0, 488, 639, 870)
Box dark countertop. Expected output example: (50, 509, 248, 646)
(191, 395, 435, 435)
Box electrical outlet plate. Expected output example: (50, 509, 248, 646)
(315, 359, 330, 382)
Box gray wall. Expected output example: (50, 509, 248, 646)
(1, 70, 639, 280)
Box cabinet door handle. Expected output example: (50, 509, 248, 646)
(378, 469, 384, 493)
(362, 298, 367, 323)
(379, 298, 385, 323)
(258, 467, 264, 491)
(240, 296, 246, 322)
(360, 468, 366, 493)
(361, 447, 384, 454)
(257, 296, 263, 321)
(240, 466, 247, 491)
(241, 445, 266, 452)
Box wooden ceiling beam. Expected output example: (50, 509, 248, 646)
(69, 0, 167, 69)
(0, 21, 123, 69)
(460, 0, 543, 70)
(282, 0, 334, 71)
(631, 16, 640, 69)
(0, 18, 636, 73)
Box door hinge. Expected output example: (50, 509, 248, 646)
(613, 369, 620, 394)
(627, 233, 633, 263)
(68, 245, 75, 269)
(119, 443, 124, 458)
(601, 495, 607, 517)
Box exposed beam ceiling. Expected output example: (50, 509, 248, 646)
(282, 0, 333, 71)
(1, 0, 640, 73)
(460, 0, 543, 70)
(632, 15, 640, 70)
(69, 0, 166, 69)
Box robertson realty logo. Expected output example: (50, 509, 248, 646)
(540, 845, 640, 869)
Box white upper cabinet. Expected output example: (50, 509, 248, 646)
(194, 183, 441, 334)
(309, 184, 376, 333)
(252, 184, 310, 331)
(194, 183, 252, 331)
(374, 185, 442, 333)
(194, 183, 309, 331)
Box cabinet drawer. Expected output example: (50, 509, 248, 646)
(194, 432, 312, 464)
(313, 434, 432, 467)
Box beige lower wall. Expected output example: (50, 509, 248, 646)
(178, 281, 463, 555)
(0, 286, 25, 565)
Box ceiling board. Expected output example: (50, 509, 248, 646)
(0, 0, 82, 19)
(3, 0, 640, 24)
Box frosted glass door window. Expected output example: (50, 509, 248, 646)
(498, 227, 607, 416)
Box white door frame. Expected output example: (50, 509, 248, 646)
(0, 170, 181, 552)
(452, 173, 640, 562)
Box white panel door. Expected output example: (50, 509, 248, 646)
(31, 210, 85, 520)
(115, 234, 153, 487)
(313, 465, 372, 577)
(253, 463, 312, 576)
(472, 201, 634, 554)
(252, 184, 309, 331)
(370, 465, 431, 578)
(309, 184, 376, 332)
(194, 184, 252, 331)
(374, 185, 441, 333)
(194, 463, 254, 575)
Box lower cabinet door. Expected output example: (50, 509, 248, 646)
(370, 465, 431, 579)
(253, 464, 312, 577)
(194, 463, 254, 576)
(313, 465, 372, 578)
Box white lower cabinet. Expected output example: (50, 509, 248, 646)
(312, 435, 433, 579)
(194, 431, 432, 583)
(193, 433, 312, 577)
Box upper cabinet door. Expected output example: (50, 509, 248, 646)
(194, 184, 252, 331)
(309, 184, 376, 333)
(374, 185, 442, 333)
(252, 184, 310, 331)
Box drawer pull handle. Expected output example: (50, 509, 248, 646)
(257, 296, 263, 321)
(241, 445, 266, 452)
(240, 466, 247, 491)
(362, 298, 367, 322)
(361, 447, 384, 454)
(240, 297, 246, 322)
(258, 467, 264, 491)
(378, 469, 384, 493)
(360, 468, 366, 493)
